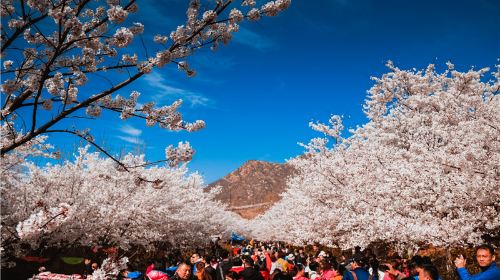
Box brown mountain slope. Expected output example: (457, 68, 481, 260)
(207, 160, 296, 219)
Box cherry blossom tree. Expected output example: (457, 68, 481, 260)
(1, 146, 245, 266)
(250, 62, 500, 250)
(0, 0, 291, 168)
(1, 1, 290, 270)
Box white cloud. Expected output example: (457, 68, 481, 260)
(116, 124, 144, 146)
(143, 72, 212, 107)
(120, 124, 142, 137)
(185, 94, 211, 108)
(233, 27, 275, 50)
(143, 72, 186, 95)
(116, 135, 145, 145)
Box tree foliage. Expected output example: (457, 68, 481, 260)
(250, 63, 500, 250)
(1, 144, 244, 266)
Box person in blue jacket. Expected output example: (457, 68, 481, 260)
(454, 244, 500, 280)
(347, 255, 370, 280)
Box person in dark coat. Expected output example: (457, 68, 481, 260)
(171, 263, 192, 280)
(239, 255, 264, 280)
(216, 250, 233, 280)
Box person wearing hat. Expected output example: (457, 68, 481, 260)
(274, 251, 289, 273)
(287, 254, 296, 271)
(239, 255, 264, 280)
(315, 251, 327, 264)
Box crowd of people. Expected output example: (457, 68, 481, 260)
(33, 242, 499, 280)
(107, 242, 498, 280)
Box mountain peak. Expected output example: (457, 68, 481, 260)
(207, 160, 296, 219)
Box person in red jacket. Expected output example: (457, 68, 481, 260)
(230, 257, 245, 275)
(293, 264, 309, 280)
(264, 250, 273, 273)
(239, 255, 264, 280)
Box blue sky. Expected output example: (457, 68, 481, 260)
(16, 0, 500, 183)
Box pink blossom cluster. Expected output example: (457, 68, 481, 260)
(242, 0, 257, 6)
(130, 22, 144, 35)
(85, 104, 102, 117)
(122, 53, 138, 64)
(44, 73, 65, 95)
(16, 203, 72, 240)
(111, 27, 134, 48)
(0, 0, 15, 15)
(154, 35, 168, 44)
(261, 0, 291, 17)
(165, 141, 194, 167)
(107, 5, 128, 23)
(246, 9, 261, 21)
(229, 8, 244, 23)
(156, 50, 173, 67)
(185, 120, 206, 132)
(2, 60, 13, 70)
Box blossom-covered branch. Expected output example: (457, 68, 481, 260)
(1, 0, 291, 167)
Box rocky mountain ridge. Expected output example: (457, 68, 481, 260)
(207, 160, 295, 219)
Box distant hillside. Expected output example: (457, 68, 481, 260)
(207, 160, 296, 219)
